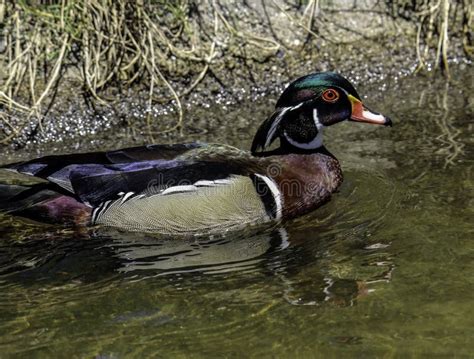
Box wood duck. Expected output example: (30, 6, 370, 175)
(0, 72, 391, 235)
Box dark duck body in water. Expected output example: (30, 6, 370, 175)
(0, 72, 392, 235)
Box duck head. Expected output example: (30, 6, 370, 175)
(251, 72, 392, 156)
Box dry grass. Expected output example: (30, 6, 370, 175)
(387, 0, 472, 76)
(0, 0, 471, 145)
(0, 0, 284, 142)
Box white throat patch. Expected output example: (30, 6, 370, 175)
(283, 108, 324, 150)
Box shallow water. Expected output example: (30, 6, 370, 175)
(0, 67, 473, 357)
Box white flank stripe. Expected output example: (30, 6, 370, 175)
(97, 200, 112, 220)
(91, 206, 101, 224)
(161, 185, 197, 195)
(92, 200, 110, 223)
(254, 173, 283, 221)
(120, 191, 135, 204)
(213, 179, 232, 185)
(194, 180, 216, 187)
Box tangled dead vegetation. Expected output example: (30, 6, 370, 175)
(0, 0, 471, 145)
(386, 0, 472, 75)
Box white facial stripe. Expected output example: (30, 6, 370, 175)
(265, 108, 289, 148)
(254, 173, 283, 221)
(265, 103, 304, 148)
(313, 108, 323, 130)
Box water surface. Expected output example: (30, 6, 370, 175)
(0, 68, 472, 357)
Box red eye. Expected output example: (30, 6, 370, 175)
(322, 89, 339, 103)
